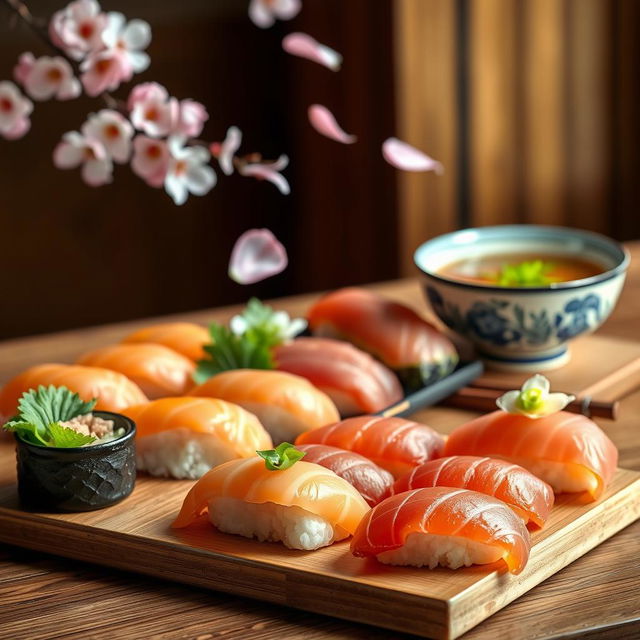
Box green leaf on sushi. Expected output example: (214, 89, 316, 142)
(194, 323, 276, 384)
(257, 442, 306, 471)
(2, 385, 98, 447)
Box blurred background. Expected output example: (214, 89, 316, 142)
(0, 0, 638, 339)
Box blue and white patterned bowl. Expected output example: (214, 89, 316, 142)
(414, 225, 629, 371)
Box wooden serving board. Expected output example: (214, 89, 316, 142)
(0, 442, 638, 640)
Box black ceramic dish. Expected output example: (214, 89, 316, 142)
(15, 411, 136, 512)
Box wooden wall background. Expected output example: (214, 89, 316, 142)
(394, 0, 640, 275)
(0, 0, 637, 337)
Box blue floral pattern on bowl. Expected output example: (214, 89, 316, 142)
(428, 286, 604, 348)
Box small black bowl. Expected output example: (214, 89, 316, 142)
(15, 411, 136, 512)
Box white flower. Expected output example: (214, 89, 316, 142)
(0, 81, 33, 140)
(164, 136, 216, 205)
(49, 0, 107, 60)
(102, 12, 151, 74)
(230, 310, 306, 341)
(82, 109, 133, 163)
(128, 82, 176, 138)
(496, 374, 575, 419)
(15, 54, 81, 101)
(249, 0, 301, 29)
(53, 131, 113, 186)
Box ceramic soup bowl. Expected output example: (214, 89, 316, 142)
(414, 225, 629, 371)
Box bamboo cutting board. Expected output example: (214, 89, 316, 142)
(0, 442, 638, 640)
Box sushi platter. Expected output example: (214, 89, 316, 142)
(0, 453, 638, 640)
(1, 282, 640, 640)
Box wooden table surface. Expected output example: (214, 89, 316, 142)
(1, 243, 639, 640)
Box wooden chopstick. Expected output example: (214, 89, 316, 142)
(442, 387, 619, 420)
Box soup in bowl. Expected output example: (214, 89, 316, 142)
(414, 225, 629, 371)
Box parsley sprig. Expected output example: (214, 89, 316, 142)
(257, 442, 306, 471)
(495, 260, 558, 287)
(3, 386, 98, 448)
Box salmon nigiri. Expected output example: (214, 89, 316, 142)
(0, 364, 148, 420)
(307, 287, 458, 390)
(296, 415, 445, 478)
(274, 337, 403, 415)
(351, 487, 531, 574)
(123, 397, 273, 479)
(296, 444, 394, 507)
(77, 343, 195, 399)
(190, 369, 340, 444)
(393, 456, 554, 528)
(444, 411, 618, 501)
(172, 448, 370, 550)
(122, 322, 209, 362)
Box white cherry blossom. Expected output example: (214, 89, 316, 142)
(0, 81, 33, 140)
(15, 54, 81, 101)
(82, 110, 133, 163)
(496, 374, 575, 419)
(53, 130, 113, 186)
(102, 12, 151, 74)
(164, 137, 216, 205)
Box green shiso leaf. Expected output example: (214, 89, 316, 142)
(495, 260, 556, 287)
(257, 442, 306, 471)
(194, 323, 276, 384)
(48, 423, 97, 447)
(1, 385, 98, 448)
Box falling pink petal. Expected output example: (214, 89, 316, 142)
(282, 33, 342, 71)
(308, 104, 356, 144)
(382, 137, 444, 173)
(229, 229, 288, 285)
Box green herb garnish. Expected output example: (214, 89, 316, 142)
(257, 442, 306, 471)
(194, 298, 306, 384)
(3, 385, 98, 447)
(194, 323, 276, 384)
(495, 260, 556, 287)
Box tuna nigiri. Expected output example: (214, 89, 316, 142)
(122, 322, 209, 362)
(190, 369, 340, 444)
(351, 487, 531, 574)
(172, 450, 370, 550)
(296, 443, 394, 507)
(77, 343, 195, 399)
(296, 415, 445, 478)
(0, 364, 148, 420)
(123, 397, 273, 479)
(393, 456, 554, 528)
(274, 337, 403, 416)
(444, 411, 618, 500)
(307, 287, 458, 391)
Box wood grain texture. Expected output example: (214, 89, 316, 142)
(0, 442, 638, 640)
(393, 0, 459, 275)
(0, 241, 638, 640)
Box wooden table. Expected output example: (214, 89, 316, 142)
(1, 244, 639, 640)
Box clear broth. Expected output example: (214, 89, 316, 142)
(439, 253, 605, 287)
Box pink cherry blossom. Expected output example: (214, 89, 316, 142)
(174, 99, 208, 138)
(308, 104, 357, 144)
(382, 137, 444, 173)
(128, 82, 175, 137)
(49, 0, 107, 60)
(164, 137, 216, 205)
(53, 131, 113, 186)
(102, 12, 151, 75)
(131, 135, 169, 187)
(82, 110, 133, 163)
(248, 0, 301, 28)
(0, 82, 33, 140)
(282, 33, 342, 71)
(15, 54, 81, 101)
(211, 126, 242, 175)
(229, 229, 288, 284)
(239, 155, 290, 195)
(80, 48, 131, 96)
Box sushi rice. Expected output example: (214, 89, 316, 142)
(209, 498, 348, 550)
(377, 532, 505, 569)
(137, 428, 245, 479)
